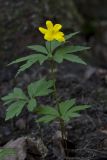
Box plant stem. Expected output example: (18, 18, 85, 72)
(49, 42, 67, 156)
(50, 56, 60, 113)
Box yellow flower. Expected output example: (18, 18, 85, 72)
(39, 20, 65, 42)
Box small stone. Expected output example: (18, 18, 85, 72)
(3, 137, 48, 160)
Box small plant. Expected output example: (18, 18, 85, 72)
(2, 20, 90, 158)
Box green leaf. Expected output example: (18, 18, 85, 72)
(2, 93, 14, 101)
(2, 88, 28, 118)
(51, 40, 62, 51)
(6, 100, 27, 120)
(0, 148, 15, 160)
(55, 45, 90, 55)
(27, 98, 37, 112)
(16, 54, 47, 75)
(4, 100, 13, 105)
(69, 105, 90, 113)
(64, 54, 86, 64)
(37, 106, 59, 117)
(53, 51, 64, 63)
(59, 99, 76, 116)
(2, 88, 28, 102)
(37, 115, 56, 123)
(28, 79, 53, 97)
(62, 105, 90, 122)
(45, 41, 51, 53)
(16, 60, 36, 76)
(63, 112, 80, 122)
(65, 32, 80, 40)
(13, 88, 28, 100)
(27, 45, 48, 55)
(58, 99, 90, 122)
(8, 55, 35, 65)
(53, 45, 89, 64)
(8, 54, 48, 75)
(38, 54, 48, 65)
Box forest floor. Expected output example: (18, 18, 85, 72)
(1, 61, 107, 160)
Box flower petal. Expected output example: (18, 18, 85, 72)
(54, 32, 65, 42)
(54, 32, 65, 38)
(44, 33, 54, 41)
(56, 36, 65, 42)
(54, 24, 62, 32)
(57, 31, 64, 36)
(39, 27, 47, 34)
(46, 20, 53, 30)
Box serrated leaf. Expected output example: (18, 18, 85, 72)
(0, 148, 15, 160)
(4, 100, 13, 105)
(15, 54, 47, 75)
(69, 105, 90, 113)
(62, 105, 90, 122)
(53, 51, 64, 63)
(28, 79, 53, 97)
(8, 54, 48, 75)
(65, 32, 80, 40)
(8, 55, 35, 65)
(13, 88, 28, 100)
(64, 54, 86, 64)
(2, 88, 28, 103)
(63, 112, 80, 122)
(59, 99, 76, 116)
(6, 100, 27, 120)
(27, 98, 37, 112)
(38, 54, 48, 64)
(53, 45, 89, 64)
(55, 46, 90, 55)
(37, 106, 59, 117)
(37, 115, 56, 123)
(27, 45, 48, 55)
(16, 60, 36, 76)
(51, 40, 62, 51)
(2, 93, 14, 101)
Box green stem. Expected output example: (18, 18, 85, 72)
(49, 41, 67, 152)
(50, 56, 60, 113)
